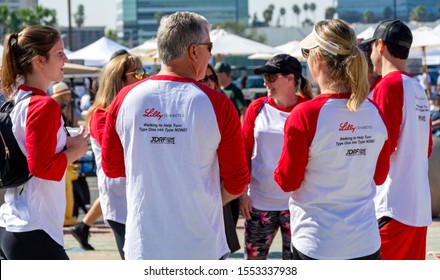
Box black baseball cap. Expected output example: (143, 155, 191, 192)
(254, 54, 302, 76)
(362, 19, 412, 49)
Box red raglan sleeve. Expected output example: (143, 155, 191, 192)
(371, 77, 403, 154)
(26, 96, 67, 181)
(242, 98, 266, 172)
(89, 109, 107, 146)
(372, 102, 391, 185)
(274, 100, 319, 192)
(101, 93, 126, 178)
(208, 90, 249, 195)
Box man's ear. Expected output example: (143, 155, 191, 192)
(377, 39, 386, 54)
(188, 44, 198, 61)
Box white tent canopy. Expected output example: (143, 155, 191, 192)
(248, 40, 305, 61)
(275, 40, 305, 61)
(409, 26, 440, 67)
(357, 26, 375, 40)
(210, 29, 278, 57)
(67, 37, 129, 67)
(64, 63, 101, 79)
(128, 38, 159, 64)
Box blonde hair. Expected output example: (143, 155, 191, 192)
(86, 53, 142, 122)
(308, 19, 369, 111)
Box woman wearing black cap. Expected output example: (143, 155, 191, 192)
(274, 19, 391, 260)
(240, 54, 313, 260)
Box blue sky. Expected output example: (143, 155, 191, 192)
(38, 0, 333, 30)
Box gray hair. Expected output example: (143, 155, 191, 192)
(157, 11, 210, 64)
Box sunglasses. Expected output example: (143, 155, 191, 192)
(262, 73, 284, 83)
(196, 42, 213, 53)
(198, 74, 218, 83)
(126, 68, 149, 80)
(301, 48, 310, 59)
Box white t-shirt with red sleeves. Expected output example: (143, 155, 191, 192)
(275, 93, 390, 259)
(0, 85, 68, 246)
(89, 109, 126, 225)
(101, 75, 249, 260)
(372, 71, 432, 227)
(242, 95, 306, 211)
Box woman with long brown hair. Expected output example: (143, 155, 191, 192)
(0, 25, 88, 260)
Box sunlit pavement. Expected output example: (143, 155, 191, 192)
(64, 177, 440, 260)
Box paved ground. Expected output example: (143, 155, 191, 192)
(64, 177, 440, 260)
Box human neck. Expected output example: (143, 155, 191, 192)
(158, 58, 198, 79)
(272, 92, 298, 108)
(25, 74, 50, 93)
(380, 57, 407, 77)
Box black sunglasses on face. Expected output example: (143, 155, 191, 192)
(263, 73, 284, 83)
(198, 74, 218, 83)
(196, 42, 213, 53)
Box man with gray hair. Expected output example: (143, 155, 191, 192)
(101, 11, 249, 259)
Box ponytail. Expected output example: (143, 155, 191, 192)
(346, 47, 369, 112)
(1, 33, 21, 99)
(297, 75, 314, 100)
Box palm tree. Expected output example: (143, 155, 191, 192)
(325, 7, 336, 19)
(154, 12, 164, 26)
(34, 5, 56, 26)
(292, 4, 301, 27)
(279, 7, 286, 27)
(0, 5, 10, 34)
(410, 5, 426, 22)
(263, 5, 274, 27)
(309, 3, 317, 21)
(364, 10, 374, 23)
(263, 9, 272, 26)
(74, 4, 84, 28)
(302, 18, 313, 27)
(303, 3, 309, 18)
(383, 7, 392, 19)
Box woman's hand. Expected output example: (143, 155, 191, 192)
(65, 126, 90, 164)
(239, 191, 252, 220)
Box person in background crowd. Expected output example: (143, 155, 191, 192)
(357, 41, 381, 92)
(275, 19, 390, 260)
(51, 82, 78, 127)
(418, 71, 431, 96)
(101, 11, 248, 260)
(214, 61, 247, 230)
(365, 20, 433, 260)
(215, 61, 248, 121)
(0, 25, 89, 260)
(199, 64, 221, 91)
(198, 63, 241, 254)
(431, 93, 440, 137)
(240, 54, 313, 260)
(70, 50, 147, 258)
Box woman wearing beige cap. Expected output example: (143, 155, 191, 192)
(0, 26, 89, 259)
(52, 81, 78, 127)
(274, 19, 391, 260)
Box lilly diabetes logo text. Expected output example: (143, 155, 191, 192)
(143, 108, 164, 120)
(339, 122, 356, 133)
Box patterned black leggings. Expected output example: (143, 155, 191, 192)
(244, 208, 292, 260)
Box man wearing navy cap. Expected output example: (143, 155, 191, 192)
(214, 62, 247, 121)
(364, 19, 433, 260)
